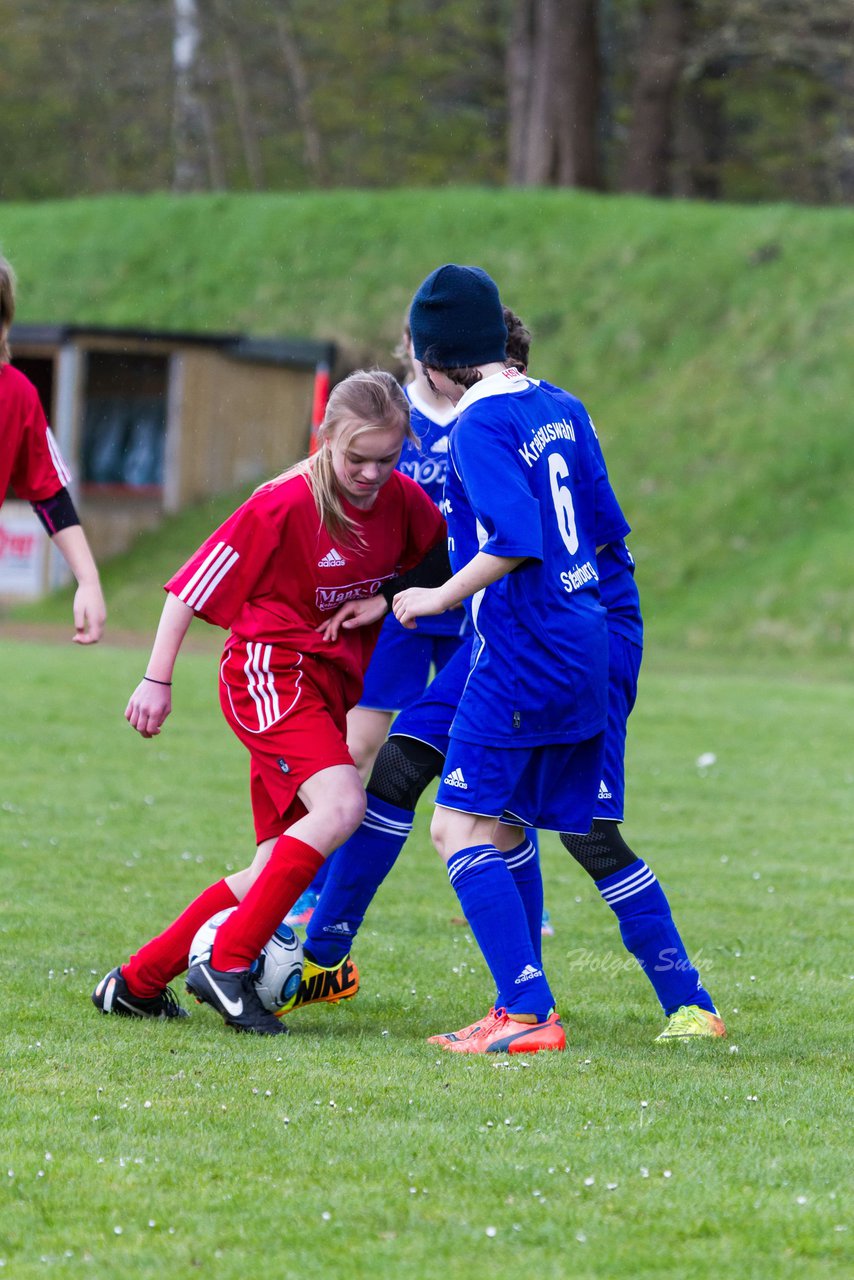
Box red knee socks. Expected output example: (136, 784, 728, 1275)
(122, 878, 239, 997)
(212, 835, 324, 971)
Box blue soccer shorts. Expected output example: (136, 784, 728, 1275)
(388, 637, 474, 752)
(359, 615, 467, 713)
(435, 732, 605, 834)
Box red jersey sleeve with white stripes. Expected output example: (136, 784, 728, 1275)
(395, 474, 446, 572)
(165, 493, 280, 629)
(7, 370, 73, 502)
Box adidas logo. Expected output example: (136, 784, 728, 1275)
(443, 767, 468, 789)
(322, 921, 353, 935)
(598, 780, 612, 800)
(318, 547, 346, 568)
(514, 963, 542, 985)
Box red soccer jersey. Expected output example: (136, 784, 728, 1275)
(0, 364, 72, 505)
(165, 468, 446, 705)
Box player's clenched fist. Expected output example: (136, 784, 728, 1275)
(125, 679, 172, 738)
(392, 586, 447, 630)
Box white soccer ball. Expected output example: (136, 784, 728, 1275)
(188, 907, 304, 1014)
(253, 922, 304, 1013)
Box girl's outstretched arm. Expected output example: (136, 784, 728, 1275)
(393, 552, 525, 629)
(125, 593, 194, 738)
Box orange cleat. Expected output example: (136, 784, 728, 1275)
(436, 1006, 566, 1055)
(427, 1007, 496, 1047)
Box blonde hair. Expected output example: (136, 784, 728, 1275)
(268, 369, 416, 545)
(0, 256, 16, 367)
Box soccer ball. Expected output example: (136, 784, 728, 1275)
(254, 922, 304, 1013)
(188, 907, 304, 1014)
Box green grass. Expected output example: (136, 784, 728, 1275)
(1, 636, 851, 1279)
(2, 188, 854, 661)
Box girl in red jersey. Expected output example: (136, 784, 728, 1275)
(0, 256, 105, 643)
(93, 369, 445, 1034)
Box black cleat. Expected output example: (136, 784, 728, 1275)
(185, 961, 288, 1035)
(92, 967, 189, 1019)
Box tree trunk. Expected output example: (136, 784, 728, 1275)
(622, 0, 696, 196)
(172, 0, 209, 192)
(507, 0, 601, 189)
(276, 1, 327, 185)
(812, 10, 854, 201)
(213, 0, 264, 190)
(673, 58, 729, 200)
(565, 0, 601, 187)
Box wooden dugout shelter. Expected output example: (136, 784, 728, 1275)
(2, 324, 335, 595)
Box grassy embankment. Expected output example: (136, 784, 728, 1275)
(1, 188, 852, 668)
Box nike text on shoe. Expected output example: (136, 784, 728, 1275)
(440, 1007, 566, 1055)
(185, 961, 288, 1035)
(278, 954, 360, 1014)
(92, 967, 188, 1019)
(655, 1004, 727, 1041)
(427, 1007, 496, 1046)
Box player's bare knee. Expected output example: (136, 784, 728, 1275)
(329, 787, 367, 841)
(430, 808, 454, 861)
(431, 807, 494, 863)
(492, 823, 524, 853)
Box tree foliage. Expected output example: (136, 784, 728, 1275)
(0, 0, 850, 204)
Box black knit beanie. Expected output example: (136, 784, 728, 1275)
(409, 264, 507, 367)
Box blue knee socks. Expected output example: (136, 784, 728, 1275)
(597, 859, 716, 1015)
(499, 834, 543, 966)
(447, 845, 554, 1019)
(305, 795, 414, 967)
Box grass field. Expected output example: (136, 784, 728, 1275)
(1, 634, 851, 1279)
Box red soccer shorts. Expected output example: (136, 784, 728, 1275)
(219, 640, 355, 843)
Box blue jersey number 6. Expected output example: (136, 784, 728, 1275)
(548, 452, 579, 555)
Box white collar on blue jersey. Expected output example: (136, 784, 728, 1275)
(405, 380, 459, 427)
(456, 366, 532, 415)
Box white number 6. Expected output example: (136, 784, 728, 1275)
(548, 452, 579, 555)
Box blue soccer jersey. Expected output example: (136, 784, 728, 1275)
(536, 379, 643, 648)
(386, 384, 466, 639)
(357, 382, 467, 712)
(444, 367, 609, 747)
(398, 384, 457, 508)
(597, 540, 643, 646)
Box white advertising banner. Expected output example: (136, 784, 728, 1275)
(0, 501, 48, 597)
